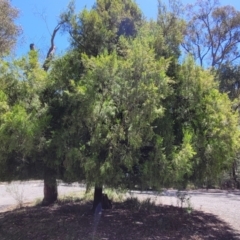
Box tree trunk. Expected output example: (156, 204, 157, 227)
(42, 166, 58, 206)
(85, 182, 91, 194)
(39, 25, 60, 206)
(232, 161, 237, 182)
(92, 186, 103, 212)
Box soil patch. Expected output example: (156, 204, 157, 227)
(0, 198, 239, 240)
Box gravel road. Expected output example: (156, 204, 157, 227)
(129, 188, 240, 237)
(1, 181, 240, 236)
(0, 180, 85, 212)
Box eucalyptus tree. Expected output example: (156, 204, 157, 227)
(179, 0, 240, 187)
(0, 0, 21, 56)
(156, 0, 185, 59)
(182, 0, 240, 68)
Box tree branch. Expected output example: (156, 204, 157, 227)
(43, 22, 63, 71)
(46, 23, 61, 59)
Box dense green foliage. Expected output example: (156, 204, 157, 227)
(0, 0, 240, 205)
(0, 51, 49, 180)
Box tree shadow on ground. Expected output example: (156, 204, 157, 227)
(0, 198, 239, 240)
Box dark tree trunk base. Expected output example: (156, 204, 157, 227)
(92, 186, 112, 212)
(42, 166, 58, 206)
(92, 186, 102, 212)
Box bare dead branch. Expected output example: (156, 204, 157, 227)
(46, 23, 61, 59)
(43, 22, 64, 71)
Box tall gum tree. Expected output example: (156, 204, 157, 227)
(157, 0, 240, 187)
(0, 0, 21, 56)
(0, 49, 66, 204)
(156, 0, 185, 59)
(182, 0, 240, 68)
(19, 48, 59, 205)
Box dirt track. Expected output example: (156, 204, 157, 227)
(1, 181, 240, 236)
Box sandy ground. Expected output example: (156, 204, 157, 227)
(0, 181, 240, 235)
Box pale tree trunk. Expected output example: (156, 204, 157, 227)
(36, 24, 62, 206)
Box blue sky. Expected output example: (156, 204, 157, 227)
(11, 0, 240, 59)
